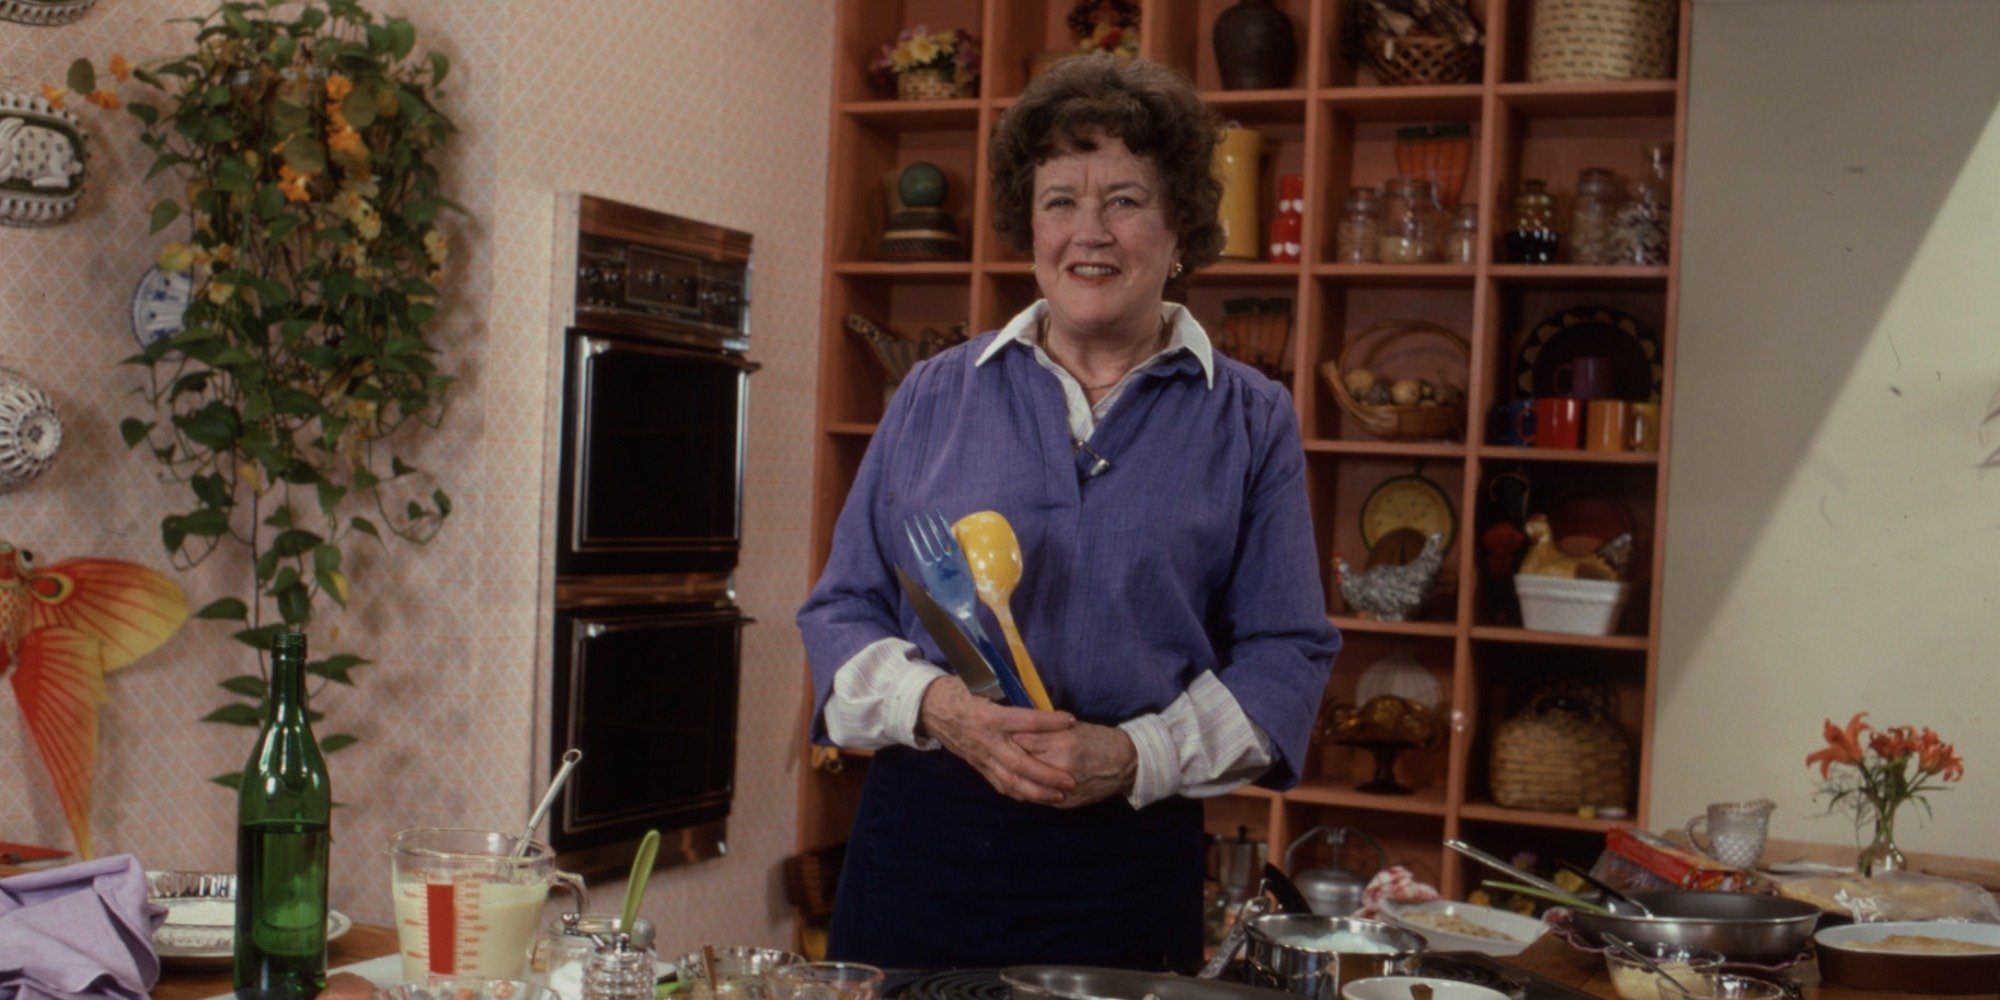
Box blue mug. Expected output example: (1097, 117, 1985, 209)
(1488, 399, 1535, 446)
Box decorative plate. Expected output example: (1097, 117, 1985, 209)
(1514, 306, 1662, 403)
(0, 0, 97, 25)
(0, 81, 87, 227)
(1361, 473, 1456, 552)
(130, 267, 193, 348)
(146, 870, 352, 970)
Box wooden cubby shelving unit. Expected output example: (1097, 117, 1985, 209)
(800, 0, 1692, 923)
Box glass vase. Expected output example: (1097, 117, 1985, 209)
(1858, 804, 1906, 876)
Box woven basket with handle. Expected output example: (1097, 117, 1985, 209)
(1321, 320, 1468, 441)
(1528, 0, 1676, 83)
(1490, 691, 1634, 812)
(1365, 31, 1481, 86)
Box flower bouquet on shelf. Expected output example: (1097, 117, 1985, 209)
(1068, 0, 1141, 61)
(870, 26, 980, 101)
(1807, 713, 1965, 875)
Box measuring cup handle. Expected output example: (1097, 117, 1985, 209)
(1685, 815, 1710, 857)
(552, 869, 588, 920)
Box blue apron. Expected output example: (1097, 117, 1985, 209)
(826, 746, 1204, 971)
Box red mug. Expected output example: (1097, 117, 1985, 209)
(1533, 397, 1583, 449)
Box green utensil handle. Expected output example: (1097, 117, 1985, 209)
(623, 829, 662, 931)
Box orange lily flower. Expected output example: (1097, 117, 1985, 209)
(325, 73, 354, 103)
(86, 89, 121, 111)
(109, 54, 133, 82)
(277, 164, 315, 203)
(1806, 712, 1869, 779)
(40, 84, 68, 109)
(1869, 725, 1914, 762)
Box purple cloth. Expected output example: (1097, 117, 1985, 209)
(0, 855, 166, 1000)
(798, 332, 1341, 785)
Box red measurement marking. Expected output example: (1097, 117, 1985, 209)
(426, 883, 456, 974)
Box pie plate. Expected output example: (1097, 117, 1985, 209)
(146, 870, 351, 969)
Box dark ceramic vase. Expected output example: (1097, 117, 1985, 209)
(1212, 0, 1297, 91)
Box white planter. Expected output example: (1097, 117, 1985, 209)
(1514, 574, 1631, 636)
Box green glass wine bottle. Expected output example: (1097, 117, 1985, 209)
(232, 629, 331, 998)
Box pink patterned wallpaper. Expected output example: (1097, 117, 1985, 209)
(0, 0, 830, 951)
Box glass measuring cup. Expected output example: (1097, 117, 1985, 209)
(390, 828, 587, 981)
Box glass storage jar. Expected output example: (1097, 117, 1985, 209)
(1378, 177, 1442, 264)
(1503, 178, 1560, 263)
(1569, 167, 1623, 265)
(1446, 203, 1479, 264)
(1611, 141, 1673, 265)
(1334, 186, 1382, 264)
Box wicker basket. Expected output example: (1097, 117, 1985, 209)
(1365, 32, 1481, 86)
(1321, 320, 1469, 441)
(897, 67, 972, 101)
(1490, 692, 1634, 812)
(1528, 0, 1676, 83)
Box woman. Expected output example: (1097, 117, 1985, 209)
(796, 55, 1339, 971)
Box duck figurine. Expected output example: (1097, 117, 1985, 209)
(1518, 514, 1632, 581)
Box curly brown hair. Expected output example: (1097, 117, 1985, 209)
(988, 55, 1224, 273)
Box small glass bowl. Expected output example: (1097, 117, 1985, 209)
(671, 946, 804, 1000)
(1604, 943, 1725, 1000)
(1699, 974, 1789, 1000)
(377, 979, 553, 1000)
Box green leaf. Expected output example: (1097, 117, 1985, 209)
(145, 153, 183, 180)
(270, 97, 309, 137)
(211, 772, 245, 790)
(276, 580, 310, 626)
(119, 418, 151, 447)
(198, 116, 237, 143)
(386, 18, 416, 59)
(349, 515, 381, 541)
(254, 183, 285, 221)
(428, 50, 450, 84)
(161, 515, 187, 555)
(390, 455, 415, 477)
(202, 703, 264, 727)
(273, 388, 321, 416)
(182, 508, 230, 537)
(149, 199, 181, 234)
(268, 34, 297, 66)
(263, 505, 293, 530)
(432, 488, 452, 518)
(315, 480, 347, 515)
(265, 215, 301, 241)
(306, 653, 367, 685)
(220, 674, 267, 698)
(66, 58, 96, 95)
(340, 87, 376, 129)
(215, 156, 254, 195)
(197, 597, 250, 621)
(127, 101, 160, 125)
(223, 6, 252, 34)
(253, 547, 280, 584)
(176, 401, 240, 449)
(282, 136, 325, 174)
(272, 529, 324, 558)
(321, 733, 359, 754)
(191, 473, 230, 508)
(298, 5, 325, 29)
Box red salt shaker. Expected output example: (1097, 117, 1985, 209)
(1268, 174, 1304, 263)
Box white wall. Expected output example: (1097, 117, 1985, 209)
(1654, 0, 2000, 859)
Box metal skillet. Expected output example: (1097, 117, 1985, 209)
(1567, 890, 1821, 965)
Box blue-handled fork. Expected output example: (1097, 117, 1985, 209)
(906, 510, 1036, 709)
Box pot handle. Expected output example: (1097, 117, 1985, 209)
(1197, 894, 1269, 980)
(1283, 825, 1337, 873)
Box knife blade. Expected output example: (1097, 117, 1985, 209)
(895, 567, 1003, 701)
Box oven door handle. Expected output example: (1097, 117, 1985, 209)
(578, 612, 756, 638)
(579, 333, 761, 373)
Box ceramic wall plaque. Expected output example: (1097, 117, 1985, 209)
(0, 0, 97, 25)
(0, 366, 62, 492)
(0, 82, 87, 227)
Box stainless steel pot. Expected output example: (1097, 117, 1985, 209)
(1001, 966, 1297, 1000)
(1567, 890, 1821, 965)
(1241, 915, 1425, 1000)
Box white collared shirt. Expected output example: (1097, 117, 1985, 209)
(822, 301, 1275, 809)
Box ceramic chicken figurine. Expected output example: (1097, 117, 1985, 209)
(1517, 515, 1631, 581)
(0, 541, 187, 857)
(1336, 532, 1444, 622)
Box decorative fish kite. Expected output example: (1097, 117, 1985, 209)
(0, 541, 187, 858)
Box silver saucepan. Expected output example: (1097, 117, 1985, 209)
(1001, 966, 1297, 1000)
(1241, 915, 1425, 1000)
(1567, 890, 1821, 965)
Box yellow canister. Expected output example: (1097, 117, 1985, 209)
(1213, 126, 1265, 260)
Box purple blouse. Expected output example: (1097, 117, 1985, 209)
(796, 331, 1341, 787)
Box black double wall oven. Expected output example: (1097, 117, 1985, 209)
(550, 195, 754, 874)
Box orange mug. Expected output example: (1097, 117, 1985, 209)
(1586, 400, 1634, 452)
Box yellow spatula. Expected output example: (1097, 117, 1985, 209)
(951, 511, 1054, 712)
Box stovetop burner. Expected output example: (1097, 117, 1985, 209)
(892, 969, 1011, 1000)
(1420, 952, 1596, 1000)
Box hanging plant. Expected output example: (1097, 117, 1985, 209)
(60, 0, 460, 786)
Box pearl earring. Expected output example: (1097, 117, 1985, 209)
(1170, 262, 1184, 279)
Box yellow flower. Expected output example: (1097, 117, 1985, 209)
(327, 123, 366, 159)
(325, 73, 353, 103)
(355, 210, 381, 241)
(157, 242, 195, 273)
(209, 243, 235, 265)
(109, 54, 132, 82)
(423, 229, 448, 265)
(39, 84, 67, 109)
(277, 165, 314, 202)
(907, 35, 941, 65)
(426, 267, 445, 285)
(205, 281, 236, 305)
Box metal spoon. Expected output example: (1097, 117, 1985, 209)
(1558, 858, 1654, 917)
(1445, 838, 1574, 899)
(951, 511, 1054, 711)
(1601, 932, 1699, 1000)
(512, 748, 583, 858)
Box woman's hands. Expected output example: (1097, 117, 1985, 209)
(920, 676, 1078, 804)
(1015, 724, 1138, 809)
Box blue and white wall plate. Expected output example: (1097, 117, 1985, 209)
(130, 266, 193, 348)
